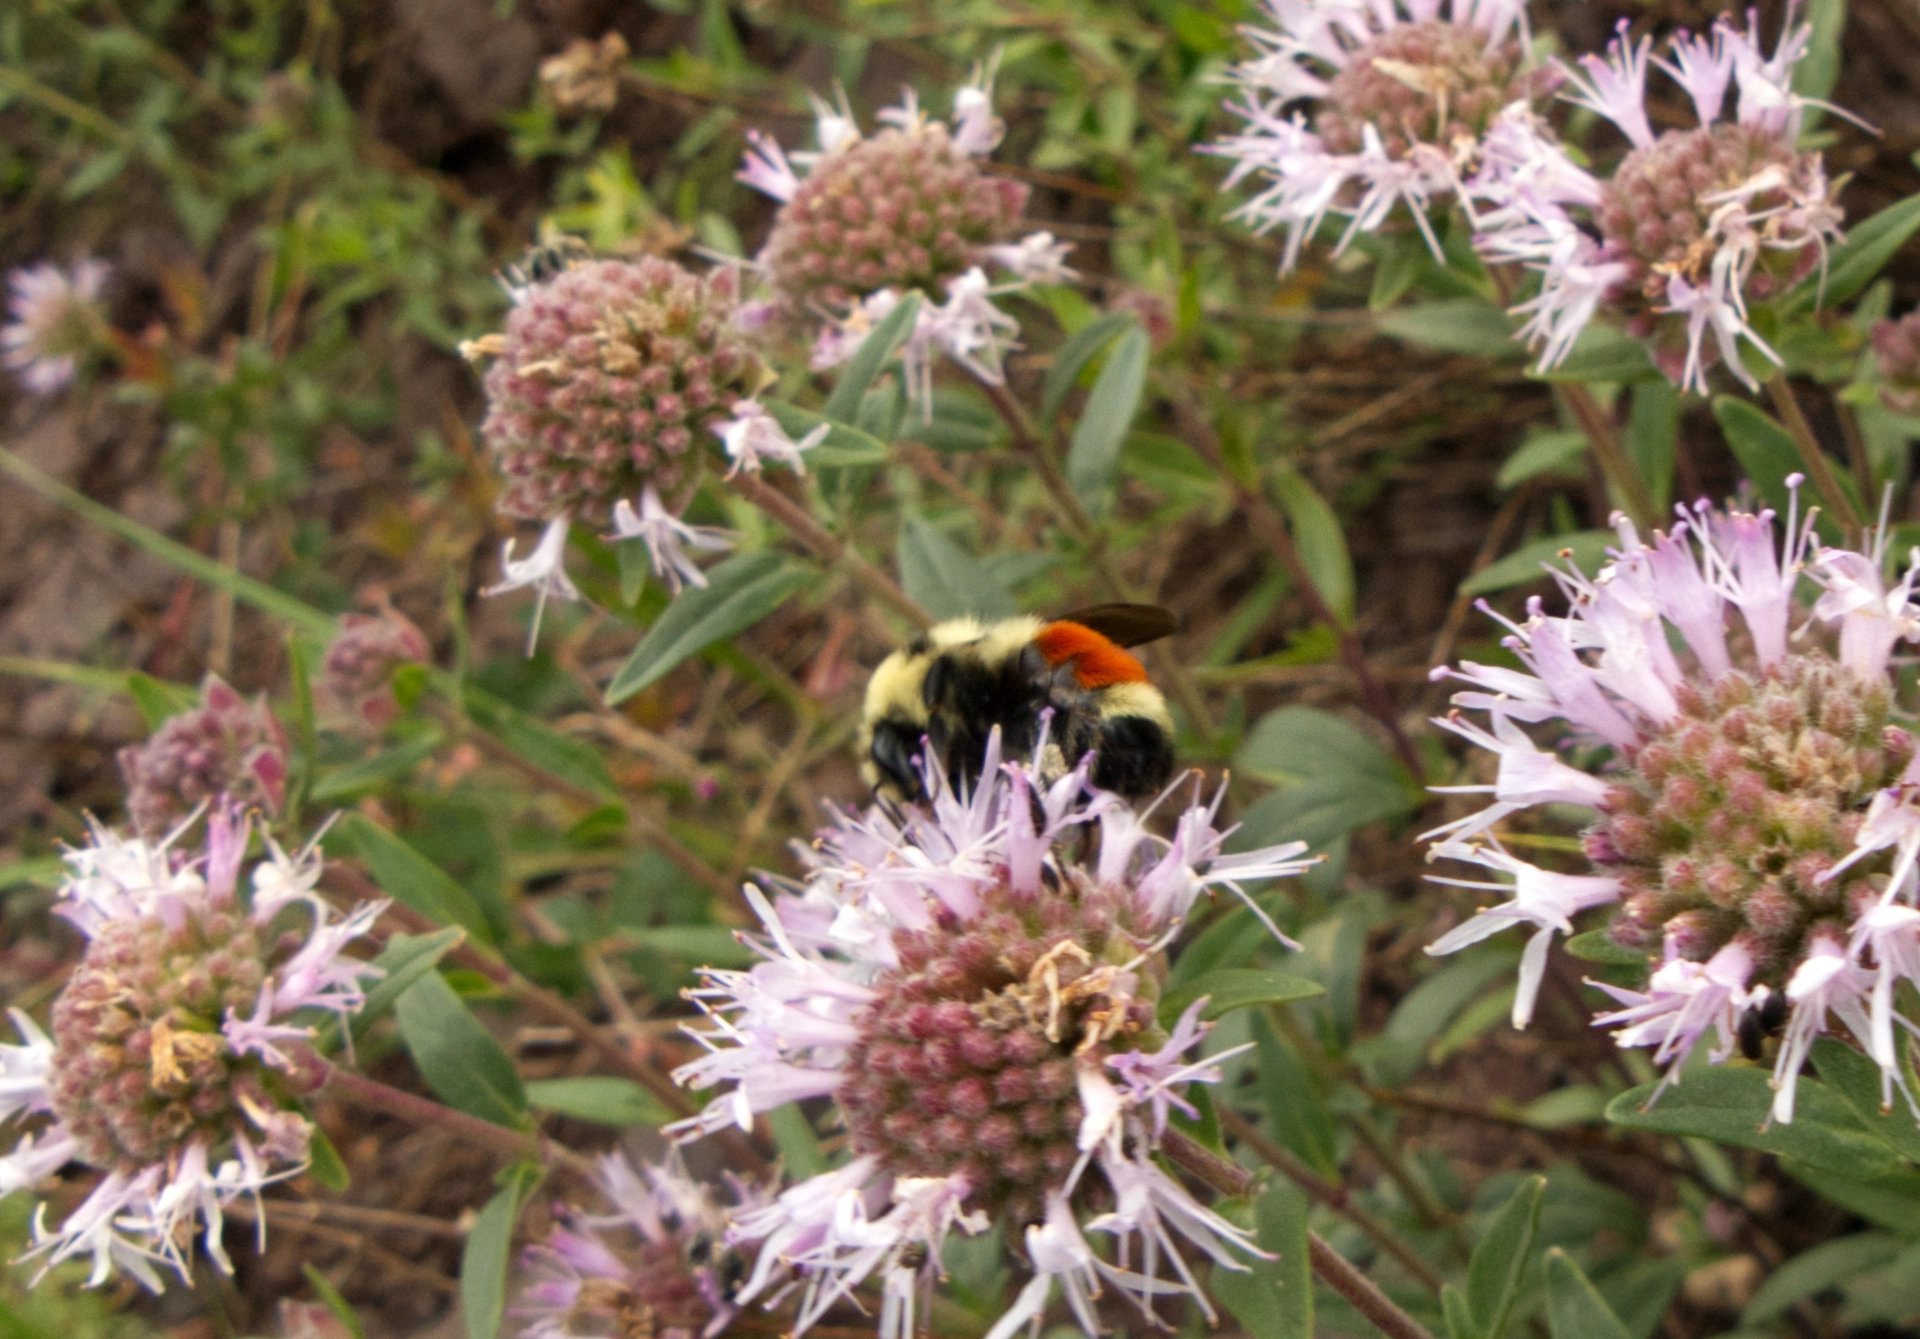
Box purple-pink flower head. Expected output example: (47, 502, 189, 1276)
(321, 606, 430, 728)
(1469, 9, 1854, 394)
(118, 673, 290, 838)
(514, 1152, 751, 1339)
(465, 253, 767, 525)
(738, 72, 1032, 314)
(1427, 486, 1920, 1119)
(0, 805, 383, 1288)
(670, 731, 1308, 1338)
(1208, 0, 1549, 271)
(1872, 310, 1920, 414)
(3, 258, 110, 394)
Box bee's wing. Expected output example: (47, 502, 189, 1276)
(1055, 603, 1180, 648)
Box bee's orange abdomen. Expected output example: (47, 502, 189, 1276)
(1035, 621, 1151, 688)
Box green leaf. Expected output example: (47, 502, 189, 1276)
(333, 814, 492, 943)
(1042, 312, 1137, 424)
(1563, 930, 1648, 966)
(1460, 531, 1611, 597)
(1443, 1284, 1479, 1339)
(897, 516, 1017, 621)
(1811, 1036, 1920, 1162)
(301, 1264, 367, 1339)
(394, 972, 529, 1128)
(1543, 1249, 1633, 1339)
(1375, 299, 1518, 358)
(1251, 1010, 1339, 1176)
(823, 294, 924, 423)
(1625, 381, 1679, 516)
(1495, 430, 1588, 490)
(307, 1126, 351, 1193)
(1210, 1182, 1312, 1339)
(124, 672, 196, 729)
(1529, 325, 1658, 383)
(0, 447, 335, 638)
(1160, 969, 1324, 1026)
(525, 1076, 673, 1126)
(1783, 1160, 1920, 1236)
(614, 536, 654, 607)
(1605, 1065, 1898, 1177)
(1066, 326, 1151, 501)
(605, 552, 810, 704)
(1270, 468, 1354, 625)
(464, 687, 620, 801)
(462, 1164, 541, 1339)
(309, 731, 445, 803)
(324, 927, 464, 1049)
(1780, 192, 1920, 314)
(1793, 0, 1845, 112)
(1234, 706, 1417, 851)
(758, 399, 891, 467)
(767, 1103, 828, 1179)
(1714, 397, 1854, 543)
(1743, 1232, 1902, 1325)
(626, 924, 756, 967)
(1468, 1174, 1545, 1339)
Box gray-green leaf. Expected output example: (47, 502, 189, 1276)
(605, 552, 810, 704)
(395, 972, 529, 1129)
(1065, 326, 1150, 501)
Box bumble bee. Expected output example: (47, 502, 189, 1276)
(507, 234, 592, 289)
(859, 604, 1179, 802)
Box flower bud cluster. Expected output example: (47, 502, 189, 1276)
(322, 608, 430, 727)
(3, 258, 111, 394)
(1314, 19, 1549, 159)
(118, 674, 289, 836)
(759, 124, 1028, 311)
(473, 256, 764, 523)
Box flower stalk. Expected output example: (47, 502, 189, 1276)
(1766, 372, 1865, 536)
(1559, 382, 1656, 533)
(725, 472, 934, 629)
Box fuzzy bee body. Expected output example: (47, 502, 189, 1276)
(859, 605, 1178, 802)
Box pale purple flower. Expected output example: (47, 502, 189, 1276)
(3, 258, 109, 394)
(674, 728, 1300, 1339)
(1772, 935, 1875, 1124)
(715, 401, 828, 478)
(0, 806, 382, 1288)
(737, 130, 799, 202)
(485, 515, 581, 655)
(1589, 939, 1766, 1104)
(607, 486, 737, 595)
(1848, 904, 1920, 1113)
(984, 232, 1078, 285)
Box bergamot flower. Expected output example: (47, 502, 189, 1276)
(117, 674, 289, 838)
(3, 259, 111, 394)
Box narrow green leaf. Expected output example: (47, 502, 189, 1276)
(1041, 312, 1135, 424)
(285, 636, 319, 821)
(125, 672, 196, 729)
(307, 1126, 351, 1193)
(1713, 397, 1853, 543)
(1564, 930, 1649, 966)
(462, 1164, 541, 1339)
(605, 552, 810, 704)
(1210, 1182, 1312, 1339)
(1625, 381, 1678, 516)
(318, 927, 466, 1051)
(759, 398, 892, 466)
(309, 731, 445, 803)
(1811, 1036, 1920, 1163)
(1460, 531, 1612, 597)
(1495, 430, 1588, 490)
(1375, 299, 1518, 358)
(627, 924, 757, 967)
(1793, 0, 1845, 112)
(301, 1264, 367, 1339)
(823, 294, 924, 423)
(525, 1076, 673, 1127)
(614, 536, 654, 607)
(1270, 469, 1354, 625)
(1543, 1250, 1633, 1339)
(1442, 1284, 1480, 1339)
(1529, 325, 1658, 383)
(897, 516, 1017, 621)
(394, 971, 528, 1128)
(1467, 1174, 1545, 1339)
(0, 446, 336, 638)
(0, 654, 144, 696)
(1251, 1010, 1339, 1176)
(1160, 969, 1324, 1026)
(1065, 326, 1151, 501)
(1780, 192, 1920, 314)
(333, 814, 492, 943)
(1606, 1066, 1898, 1177)
(1743, 1233, 1901, 1324)
(464, 687, 620, 801)
(1234, 706, 1416, 850)
(767, 1103, 828, 1179)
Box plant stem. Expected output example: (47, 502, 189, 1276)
(727, 472, 933, 629)
(324, 1065, 591, 1174)
(1559, 383, 1656, 531)
(1766, 373, 1866, 535)
(1216, 1106, 1445, 1293)
(1160, 1129, 1440, 1339)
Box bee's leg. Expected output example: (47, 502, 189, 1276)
(868, 719, 929, 801)
(1088, 715, 1175, 798)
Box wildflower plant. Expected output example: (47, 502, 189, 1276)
(0, 805, 381, 1288)
(1426, 483, 1920, 1121)
(2, 259, 112, 394)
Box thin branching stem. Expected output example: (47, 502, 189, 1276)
(1766, 372, 1866, 536)
(728, 472, 934, 629)
(1559, 383, 1656, 532)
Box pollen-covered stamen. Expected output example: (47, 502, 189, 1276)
(837, 884, 1154, 1225)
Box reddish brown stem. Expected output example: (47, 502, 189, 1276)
(1766, 372, 1865, 536)
(1559, 383, 1656, 532)
(1160, 1129, 1440, 1339)
(727, 473, 933, 629)
(324, 1065, 588, 1172)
